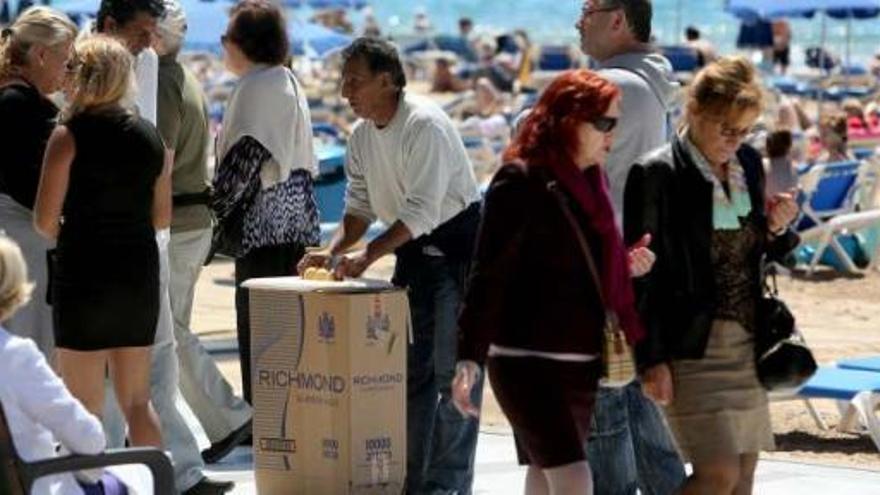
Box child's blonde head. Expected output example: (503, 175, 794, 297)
(0, 236, 33, 323)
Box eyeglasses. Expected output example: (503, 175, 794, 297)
(590, 115, 618, 133)
(718, 122, 753, 140)
(581, 5, 622, 17)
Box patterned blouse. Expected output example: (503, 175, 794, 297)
(212, 136, 320, 256)
(683, 131, 758, 331)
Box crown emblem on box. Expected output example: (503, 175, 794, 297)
(366, 296, 390, 342)
(318, 312, 335, 342)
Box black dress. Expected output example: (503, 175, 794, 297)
(52, 111, 164, 351)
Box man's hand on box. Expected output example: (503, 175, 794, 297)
(333, 251, 371, 279)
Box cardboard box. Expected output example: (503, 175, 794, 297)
(244, 277, 408, 494)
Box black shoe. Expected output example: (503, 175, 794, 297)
(201, 419, 252, 464)
(182, 477, 235, 495)
(240, 432, 252, 446)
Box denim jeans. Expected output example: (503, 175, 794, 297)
(104, 229, 205, 492)
(170, 227, 251, 442)
(394, 250, 482, 495)
(586, 381, 685, 495)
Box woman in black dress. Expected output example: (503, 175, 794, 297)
(0, 6, 77, 359)
(34, 35, 170, 448)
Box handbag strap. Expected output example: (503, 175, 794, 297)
(545, 180, 613, 319)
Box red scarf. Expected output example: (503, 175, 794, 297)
(545, 160, 645, 345)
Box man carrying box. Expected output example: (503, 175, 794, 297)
(298, 37, 483, 495)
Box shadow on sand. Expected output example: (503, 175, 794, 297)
(774, 430, 876, 455)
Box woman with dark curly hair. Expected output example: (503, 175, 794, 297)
(212, 0, 320, 404)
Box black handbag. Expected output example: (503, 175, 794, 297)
(754, 267, 817, 391)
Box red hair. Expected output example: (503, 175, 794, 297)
(504, 69, 620, 169)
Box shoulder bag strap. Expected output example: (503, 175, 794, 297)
(545, 180, 610, 314)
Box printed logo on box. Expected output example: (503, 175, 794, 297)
(260, 437, 296, 453)
(365, 296, 390, 345)
(352, 372, 404, 392)
(365, 436, 393, 483)
(318, 312, 335, 343)
(322, 438, 339, 460)
(258, 369, 346, 394)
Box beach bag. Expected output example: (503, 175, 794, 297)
(754, 268, 817, 391)
(547, 181, 636, 387)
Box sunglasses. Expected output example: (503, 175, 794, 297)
(590, 116, 618, 133)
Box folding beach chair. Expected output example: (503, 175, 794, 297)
(796, 160, 880, 273)
(0, 401, 174, 495)
(772, 367, 880, 452)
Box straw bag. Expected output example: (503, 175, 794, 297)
(547, 182, 636, 387)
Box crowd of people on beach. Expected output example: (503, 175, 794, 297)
(1, 0, 878, 494)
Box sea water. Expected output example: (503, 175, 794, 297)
(366, 0, 880, 67)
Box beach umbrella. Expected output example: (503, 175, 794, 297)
(50, 0, 97, 16)
(306, 0, 367, 10)
(726, 0, 880, 19)
(52, 0, 349, 58)
(181, 0, 235, 53)
(289, 18, 352, 58)
(727, 0, 880, 77)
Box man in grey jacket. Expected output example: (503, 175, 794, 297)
(576, 1, 686, 494)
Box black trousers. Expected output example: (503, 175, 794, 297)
(234, 243, 305, 404)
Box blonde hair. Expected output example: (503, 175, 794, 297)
(0, 6, 77, 81)
(62, 35, 134, 122)
(686, 56, 764, 126)
(0, 236, 33, 323)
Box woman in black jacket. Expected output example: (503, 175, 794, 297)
(0, 6, 77, 359)
(624, 56, 799, 495)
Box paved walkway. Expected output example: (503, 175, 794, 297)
(188, 260, 880, 494)
(196, 427, 880, 494)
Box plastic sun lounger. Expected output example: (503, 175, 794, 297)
(839, 356, 880, 373)
(772, 367, 880, 451)
(796, 160, 880, 273)
(803, 367, 880, 450)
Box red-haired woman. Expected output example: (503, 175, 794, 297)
(451, 69, 651, 494)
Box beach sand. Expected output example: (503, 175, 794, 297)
(192, 256, 880, 470)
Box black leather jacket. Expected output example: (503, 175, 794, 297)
(623, 136, 799, 370)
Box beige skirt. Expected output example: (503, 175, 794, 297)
(665, 319, 775, 463)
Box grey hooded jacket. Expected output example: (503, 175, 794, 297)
(598, 51, 680, 227)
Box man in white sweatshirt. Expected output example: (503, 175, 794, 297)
(299, 37, 483, 495)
